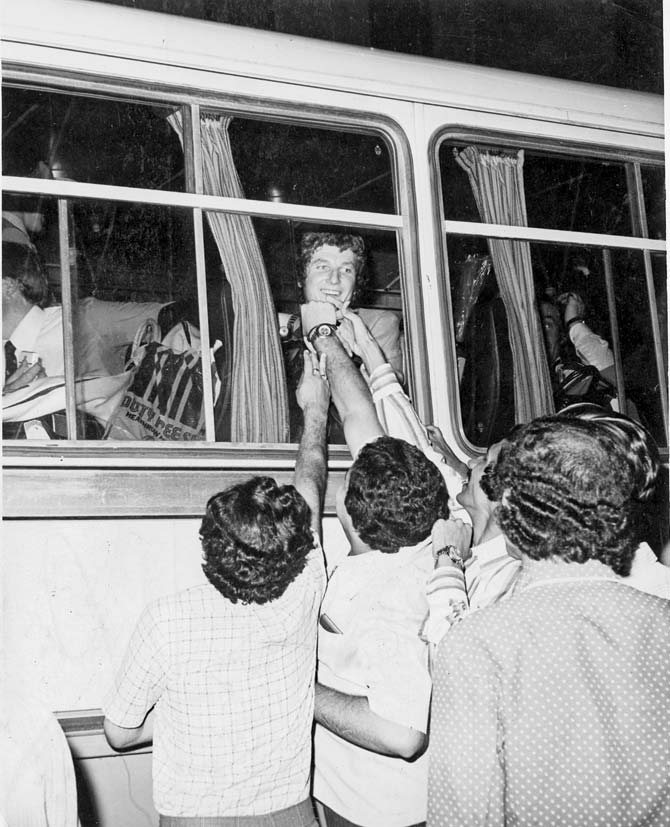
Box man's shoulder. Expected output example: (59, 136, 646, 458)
(144, 584, 215, 619)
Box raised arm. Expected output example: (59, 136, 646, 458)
(302, 301, 384, 457)
(293, 349, 330, 536)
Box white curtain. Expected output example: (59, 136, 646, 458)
(168, 111, 289, 442)
(454, 146, 554, 422)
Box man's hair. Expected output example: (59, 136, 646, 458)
(200, 476, 316, 605)
(483, 417, 638, 576)
(2, 241, 49, 308)
(297, 232, 370, 306)
(559, 403, 660, 503)
(345, 436, 449, 554)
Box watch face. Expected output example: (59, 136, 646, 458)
(317, 323, 334, 336)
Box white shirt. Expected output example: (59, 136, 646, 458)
(569, 321, 615, 373)
(104, 543, 326, 817)
(314, 541, 433, 827)
(4, 305, 64, 379)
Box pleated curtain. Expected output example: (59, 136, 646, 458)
(454, 146, 554, 422)
(168, 111, 290, 443)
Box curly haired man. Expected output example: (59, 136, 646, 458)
(428, 416, 670, 827)
(102, 351, 330, 826)
(303, 302, 451, 827)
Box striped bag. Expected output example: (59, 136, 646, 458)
(104, 319, 205, 441)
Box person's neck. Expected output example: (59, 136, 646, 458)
(348, 535, 373, 556)
(472, 512, 502, 547)
(3, 300, 33, 339)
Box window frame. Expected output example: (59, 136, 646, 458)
(430, 125, 667, 458)
(2, 65, 429, 516)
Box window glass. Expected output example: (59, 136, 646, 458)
(640, 166, 665, 240)
(440, 142, 636, 236)
(2, 86, 185, 191)
(224, 216, 404, 444)
(224, 116, 396, 213)
(2, 82, 405, 444)
(533, 241, 666, 447)
(440, 138, 666, 455)
(447, 236, 515, 448)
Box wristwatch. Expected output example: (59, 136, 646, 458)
(435, 545, 465, 569)
(307, 323, 338, 346)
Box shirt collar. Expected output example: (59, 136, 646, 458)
(516, 557, 617, 591)
(6, 304, 45, 353)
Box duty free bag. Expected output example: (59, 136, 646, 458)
(104, 319, 206, 441)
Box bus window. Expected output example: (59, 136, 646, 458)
(2, 84, 405, 445)
(436, 137, 667, 449)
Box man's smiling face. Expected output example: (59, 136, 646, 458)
(303, 245, 358, 305)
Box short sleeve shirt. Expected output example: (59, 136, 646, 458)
(314, 541, 433, 827)
(104, 541, 326, 818)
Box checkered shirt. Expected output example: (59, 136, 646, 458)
(103, 541, 326, 817)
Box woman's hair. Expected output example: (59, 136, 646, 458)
(483, 417, 639, 576)
(345, 436, 449, 554)
(297, 232, 370, 306)
(200, 476, 316, 604)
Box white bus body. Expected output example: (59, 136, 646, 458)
(2, 2, 666, 823)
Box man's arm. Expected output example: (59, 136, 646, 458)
(293, 350, 330, 535)
(103, 707, 155, 751)
(302, 301, 384, 457)
(314, 683, 426, 759)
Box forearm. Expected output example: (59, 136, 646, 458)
(314, 336, 383, 455)
(103, 707, 154, 751)
(314, 682, 426, 759)
(569, 321, 614, 372)
(294, 403, 328, 530)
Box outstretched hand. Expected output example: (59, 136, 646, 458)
(296, 349, 330, 413)
(426, 425, 469, 479)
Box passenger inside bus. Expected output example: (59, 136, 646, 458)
(539, 277, 620, 412)
(2, 237, 174, 437)
(282, 231, 403, 442)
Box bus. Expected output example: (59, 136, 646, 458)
(2, 1, 666, 822)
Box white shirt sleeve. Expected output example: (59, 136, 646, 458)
(569, 321, 614, 372)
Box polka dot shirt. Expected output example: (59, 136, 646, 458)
(427, 559, 670, 827)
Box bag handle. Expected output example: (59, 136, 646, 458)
(127, 318, 157, 367)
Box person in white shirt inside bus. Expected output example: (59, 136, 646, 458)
(102, 349, 330, 826)
(2, 241, 55, 392)
(539, 269, 622, 411)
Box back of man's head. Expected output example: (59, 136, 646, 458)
(486, 417, 638, 576)
(2, 241, 49, 308)
(200, 476, 315, 605)
(345, 435, 449, 554)
(559, 403, 659, 503)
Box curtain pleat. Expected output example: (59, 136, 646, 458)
(168, 112, 290, 443)
(454, 146, 554, 422)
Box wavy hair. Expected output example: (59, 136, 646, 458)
(297, 232, 370, 306)
(200, 476, 316, 604)
(345, 436, 449, 554)
(484, 417, 638, 576)
(559, 403, 660, 503)
(2, 241, 49, 307)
